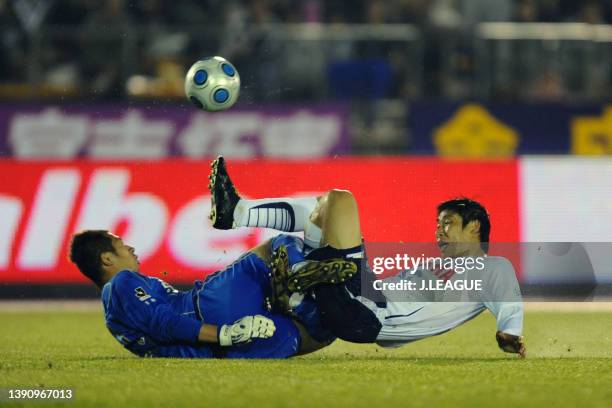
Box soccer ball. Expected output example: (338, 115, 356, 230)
(184, 56, 240, 112)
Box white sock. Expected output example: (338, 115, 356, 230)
(303, 219, 322, 249)
(233, 197, 322, 247)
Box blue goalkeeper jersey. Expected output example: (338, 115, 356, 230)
(101, 271, 215, 358)
(101, 234, 333, 359)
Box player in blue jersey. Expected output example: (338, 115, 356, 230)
(69, 227, 354, 358)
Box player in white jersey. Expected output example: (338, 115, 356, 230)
(209, 157, 525, 356)
(370, 259, 524, 348)
(364, 200, 524, 354)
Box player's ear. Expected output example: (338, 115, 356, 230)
(100, 251, 115, 267)
(467, 220, 481, 238)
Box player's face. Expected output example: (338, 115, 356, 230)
(436, 210, 479, 257)
(106, 235, 140, 273)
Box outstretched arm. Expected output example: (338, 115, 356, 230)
(482, 258, 526, 357)
(113, 272, 275, 346)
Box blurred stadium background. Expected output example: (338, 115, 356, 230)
(1, 0, 612, 296)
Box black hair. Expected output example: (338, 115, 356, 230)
(437, 198, 491, 252)
(69, 230, 115, 287)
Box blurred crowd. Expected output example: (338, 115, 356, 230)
(4, 0, 612, 27)
(2, 0, 612, 101)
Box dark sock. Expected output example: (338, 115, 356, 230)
(306, 245, 381, 343)
(312, 283, 381, 343)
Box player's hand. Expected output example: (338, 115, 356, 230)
(495, 331, 526, 358)
(218, 315, 276, 346)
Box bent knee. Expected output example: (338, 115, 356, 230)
(326, 189, 356, 208)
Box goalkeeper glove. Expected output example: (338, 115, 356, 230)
(218, 315, 276, 347)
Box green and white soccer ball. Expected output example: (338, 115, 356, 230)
(185, 56, 240, 112)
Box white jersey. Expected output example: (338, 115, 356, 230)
(362, 256, 523, 348)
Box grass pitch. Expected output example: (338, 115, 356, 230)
(1, 304, 612, 408)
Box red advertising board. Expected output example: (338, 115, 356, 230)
(0, 158, 519, 284)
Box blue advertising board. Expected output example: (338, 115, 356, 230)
(409, 102, 610, 156)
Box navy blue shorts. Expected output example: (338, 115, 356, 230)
(193, 234, 332, 358)
(194, 250, 299, 359)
